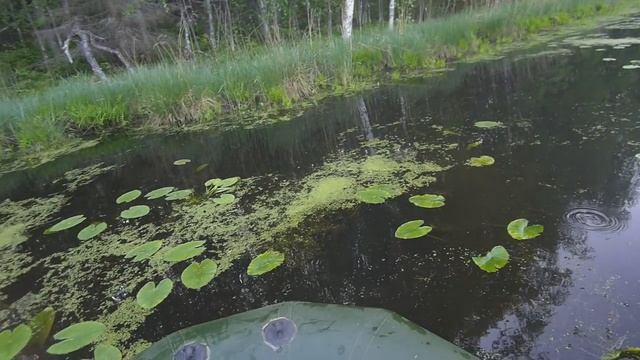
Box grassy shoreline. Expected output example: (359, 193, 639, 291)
(0, 0, 637, 158)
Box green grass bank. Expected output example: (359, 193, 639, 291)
(0, 0, 637, 157)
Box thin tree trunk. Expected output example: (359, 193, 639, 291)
(342, 0, 355, 40)
(256, 0, 272, 43)
(327, 0, 333, 37)
(204, 0, 217, 50)
(76, 30, 108, 81)
(388, 0, 395, 30)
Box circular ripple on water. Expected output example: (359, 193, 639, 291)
(565, 208, 624, 232)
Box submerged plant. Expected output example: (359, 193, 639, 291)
(77, 222, 108, 241)
(466, 156, 495, 167)
(125, 241, 163, 262)
(507, 218, 544, 240)
(247, 250, 285, 276)
(181, 259, 218, 289)
(46, 321, 106, 355)
(472, 246, 510, 273)
(44, 215, 86, 234)
(395, 220, 433, 239)
(94, 343, 122, 360)
(162, 241, 206, 262)
(115, 190, 141, 204)
(120, 205, 150, 219)
(409, 194, 446, 208)
(0, 324, 32, 359)
(136, 279, 173, 310)
(144, 187, 175, 200)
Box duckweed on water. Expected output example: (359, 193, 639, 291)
(61, 162, 116, 192)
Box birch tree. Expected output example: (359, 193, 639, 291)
(389, 0, 396, 30)
(342, 0, 355, 40)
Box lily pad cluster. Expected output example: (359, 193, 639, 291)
(205, 177, 240, 205)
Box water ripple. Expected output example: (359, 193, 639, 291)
(565, 208, 624, 232)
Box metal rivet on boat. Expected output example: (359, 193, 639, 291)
(262, 317, 297, 351)
(174, 342, 210, 360)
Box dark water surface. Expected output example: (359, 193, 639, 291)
(2, 17, 640, 360)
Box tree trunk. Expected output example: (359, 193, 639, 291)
(256, 0, 272, 43)
(204, 0, 217, 50)
(342, 0, 355, 40)
(327, 0, 333, 37)
(388, 0, 395, 30)
(76, 30, 108, 81)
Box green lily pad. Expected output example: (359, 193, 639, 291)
(0, 324, 32, 360)
(46, 321, 106, 355)
(205, 177, 240, 188)
(125, 241, 163, 262)
(247, 250, 285, 276)
(466, 155, 495, 167)
(120, 205, 150, 219)
(165, 189, 193, 201)
(144, 187, 175, 200)
(356, 185, 395, 204)
(474, 121, 504, 129)
(94, 344, 122, 360)
(173, 159, 191, 166)
(77, 222, 107, 241)
(116, 190, 141, 204)
(213, 193, 236, 205)
(507, 218, 544, 240)
(162, 241, 206, 262)
(472, 246, 510, 273)
(28, 307, 55, 348)
(395, 220, 432, 239)
(136, 279, 173, 310)
(181, 259, 218, 289)
(44, 215, 86, 234)
(409, 194, 445, 208)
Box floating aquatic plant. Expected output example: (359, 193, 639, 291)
(213, 194, 236, 205)
(247, 250, 285, 276)
(165, 189, 193, 201)
(125, 241, 163, 262)
(144, 187, 175, 200)
(120, 205, 150, 219)
(205, 177, 240, 195)
(472, 246, 510, 273)
(622, 64, 640, 70)
(355, 185, 395, 204)
(181, 259, 218, 289)
(466, 156, 495, 167)
(602, 347, 640, 360)
(395, 220, 432, 239)
(466, 140, 483, 149)
(507, 219, 544, 240)
(173, 159, 191, 166)
(47, 321, 106, 355)
(116, 190, 141, 204)
(44, 215, 86, 234)
(474, 121, 504, 129)
(77, 222, 108, 241)
(94, 343, 122, 360)
(409, 194, 445, 208)
(136, 279, 173, 310)
(27, 307, 55, 348)
(0, 324, 32, 359)
(603, 58, 617, 61)
(162, 241, 206, 262)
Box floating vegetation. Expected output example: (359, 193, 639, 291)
(395, 220, 433, 239)
(507, 218, 544, 240)
(466, 140, 483, 149)
(116, 190, 142, 204)
(120, 205, 151, 219)
(206, 177, 240, 196)
(61, 162, 116, 192)
(94, 343, 122, 360)
(0, 223, 27, 249)
(563, 37, 640, 47)
(0, 324, 31, 359)
(181, 259, 218, 289)
(195, 164, 209, 172)
(136, 279, 173, 310)
(603, 58, 617, 62)
(77, 222, 108, 241)
(144, 187, 175, 200)
(247, 250, 285, 276)
(125, 241, 163, 262)
(28, 307, 55, 348)
(355, 185, 396, 204)
(622, 64, 640, 70)
(47, 321, 106, 354)
(602, 347, 640, 360)
(474, 121, 504, 129)
(213, 193, 235, 205)
(44, 215, 86, 234)
(472, 246, 510, 273)
(173, 159, 191, 166)
(466, 156, 495, 167)
(409, 194, 446, 208)
(162, 241, 206, 262)
(165, 189, 193, 201)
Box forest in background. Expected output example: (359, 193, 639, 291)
(0, 0, 637, 156)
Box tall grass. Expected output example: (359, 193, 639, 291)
(0, 0, 636, 153)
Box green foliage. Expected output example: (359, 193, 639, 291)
(181, 259, 218, 289)
(247, 250, 285, 276)
(507, 219, 544, 240)
(0, 324, 32, 360)
(77, 222, 108, 241)
(44, 215, 86, 234)
(126, 241, 163, 262)
(27, 307, 55, 348)
(94, 344, 123, 360)
(395, 220, 433, 239)
(116, 190, 142, 204)
(602, 347, 640, 360)
(474, 121, 504, 129)
(136, 279, 173, 310)
(47, 321, 106, 355)
(144, 187, 175, 200)
(409, 194, 446, 208)
(472, 246, 510, 273)
(356, 185, 396, 204)
(466, 156, 495, 167)
(173, 159, 191, 166)
(165, 189, 193, 201)
(213, 194, 235, 205)
(120, 205, 151, 219)
(162, 241, 206, 262)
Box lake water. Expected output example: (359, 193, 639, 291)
(1, 16, 640, 360)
